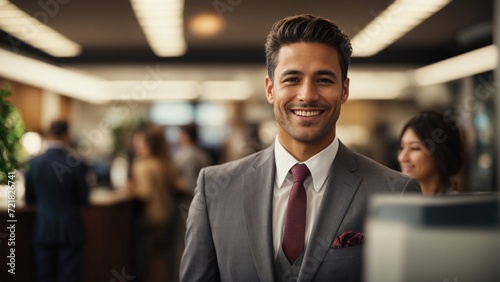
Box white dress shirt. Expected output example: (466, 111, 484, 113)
(272, 136, 340, 258)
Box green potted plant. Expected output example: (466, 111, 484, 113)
(0, 87, 27, 184)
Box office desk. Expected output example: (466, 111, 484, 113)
(0, 188, 134, 282)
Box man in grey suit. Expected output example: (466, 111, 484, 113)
(180, 14, 421, 282)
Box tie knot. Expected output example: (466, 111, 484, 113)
(291, 163, 310, 183)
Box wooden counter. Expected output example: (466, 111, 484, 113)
(0, 189, 134, 282)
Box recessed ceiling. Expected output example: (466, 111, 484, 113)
(0, 0, 493, 66)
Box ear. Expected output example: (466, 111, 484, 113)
(265, 76, 274, 104)
(341, 77, 349, 104)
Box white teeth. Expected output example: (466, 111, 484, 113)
(294, 110, 320, 117)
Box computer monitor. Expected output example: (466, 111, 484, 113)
(364, 193, 500, 282)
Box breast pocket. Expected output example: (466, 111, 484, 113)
(315, 246, 364, 282)
(323, 245, 363, 261)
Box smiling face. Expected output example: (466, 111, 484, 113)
(265, 42, 349, 158)
(398, 128, 440, 194)
(132, 132, 150, 158)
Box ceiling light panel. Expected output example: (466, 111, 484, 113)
(348, 69, 410, 99)
(351, 0, 452, 57)
(107, 80, 199, 100)
(411, 44, 498, 86)
(0, 0, 81, 57)
(200, 81, 253, 101)
(131, 0, 187, 57)
(0, 48, 105, 103)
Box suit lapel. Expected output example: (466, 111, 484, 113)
(243, 145, 276, 282)
(298, 142, 362, 281)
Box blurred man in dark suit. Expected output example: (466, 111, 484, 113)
(25, 119, 89, 282)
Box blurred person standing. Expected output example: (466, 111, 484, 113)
(126, 123, 179, 282)
(398, 110, 464, 196)
(174, 123, 213, 194)
(172, 123, 213, 281)
(25, 118, 90, 282)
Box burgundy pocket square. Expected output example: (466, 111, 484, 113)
(332, 231, 365, 249)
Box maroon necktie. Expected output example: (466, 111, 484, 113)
(282, 163, 310, 264)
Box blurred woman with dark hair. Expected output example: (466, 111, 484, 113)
(127, 123, 180, 282)
(398, 111, 464, 196)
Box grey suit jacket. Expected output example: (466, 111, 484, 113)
(180, 141, 420, 281)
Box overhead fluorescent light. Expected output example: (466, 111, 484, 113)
(107, 80, 199, 101)
(351, 0, 451, 57)
(411, 44, 497, 86)
(0, 48, 106, 103)
(131, 0, 187, 57)
(348, 70, 410, 99)
(0, 0, 81, 57)
(200, 81, 253, 100)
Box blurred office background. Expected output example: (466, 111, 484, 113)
(1, 0, 497, 192)
(0, 0, 498, 280)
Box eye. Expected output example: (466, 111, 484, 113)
(410, 146, 421, 151)
(317, 77, 334, 84)
(398, 145, 408, 154)
(283, 77, 300, 83)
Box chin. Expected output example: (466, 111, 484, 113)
(401, 170, 414, 177)
(292, 134, 323, 144)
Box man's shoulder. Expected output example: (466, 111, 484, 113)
(26, 150, 60, 174)
(351, 151, 395, 172)
(204, 146, 272, 175)
(349, 150, 419, 193)
(347, 147, 407, 174)
(28, 150, 54, 164)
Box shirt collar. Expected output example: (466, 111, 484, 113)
(274, 136, 339, 192)
(47, 140, 67, 150)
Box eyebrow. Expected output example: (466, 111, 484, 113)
(280, 69, 303, 78)
(315, 70, 337, 79)
(279, 69, 339, 80)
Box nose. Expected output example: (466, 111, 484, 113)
(397, 147, 408, 163)
(297, 79, 319, 103)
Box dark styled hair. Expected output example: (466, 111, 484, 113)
(399, 111, 464, 191)
(180, 123, 199, 144)
(265, 14, 352, 82)
(48, 119, 69, 138)
(134, 123, 171, 161)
